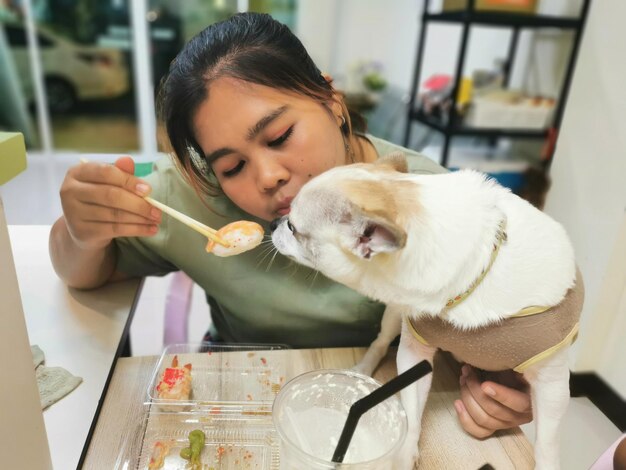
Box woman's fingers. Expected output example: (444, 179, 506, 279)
(75, 182, 160, 221)
(80, 202, 160, 225)
(81, 220, 159, 239)
(72, 160, 151, 197)
(114, 155, 135, 175)
(464, 367, 531, 423)
(458, 371, 512, 436)
(454, 398, 494, 439)
(480, 379, 533, 417)
(59, 158, 162, 248)
(455, 365, 533, 439)
(64, 208, 159, 248)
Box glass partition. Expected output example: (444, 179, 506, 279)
(0, 9, 41, 150)
(35, 0, 139, 152)
(1, 0, 298, 155)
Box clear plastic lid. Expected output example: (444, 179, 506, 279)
(146, 343, 290, 413)
(116, 411, 280, 469)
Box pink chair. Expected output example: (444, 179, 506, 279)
(163, 271, 195, 345)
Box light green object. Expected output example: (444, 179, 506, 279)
(134, 161, 154, 178)
(114, 137, 447, 347)
(363, 73, 387, 92)
(0, 132, 27, 185)
(180, 429, 205, 467)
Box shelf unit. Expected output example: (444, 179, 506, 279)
(402, 0, 591, 168)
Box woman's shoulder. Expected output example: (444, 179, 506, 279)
(367, 135, 447, 175)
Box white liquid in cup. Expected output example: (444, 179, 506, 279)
(292, 407, 388, 463)
(273, 370, 407, 469)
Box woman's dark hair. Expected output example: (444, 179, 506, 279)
(158, 12, 365, 197)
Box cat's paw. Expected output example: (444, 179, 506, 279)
(351, 362, 375, 376)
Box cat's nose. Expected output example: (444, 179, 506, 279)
(270, 218, 281, 233)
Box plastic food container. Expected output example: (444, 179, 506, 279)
(118, 412, 280, 469)
(117, 343, 289, 469)
(147, 343, 289, 412)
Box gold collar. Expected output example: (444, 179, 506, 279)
(444, 219, 508, 309)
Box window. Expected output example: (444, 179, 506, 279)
(1, 19, 42, 149)
(35, 1, 139, 152)
(6, 24, 27, 46)
(1, 2, 140, 152)
(1, 1, 297, 155)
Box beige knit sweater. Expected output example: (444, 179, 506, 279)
(407, 269, 584, 372)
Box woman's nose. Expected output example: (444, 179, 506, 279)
(256, 156, 290, 191)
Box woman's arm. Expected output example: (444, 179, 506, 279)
(49, 216, 122, 288)
(49, 157, 160, 289)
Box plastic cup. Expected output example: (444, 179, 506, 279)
(273, 369, 407, 469)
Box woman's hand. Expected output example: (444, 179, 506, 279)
(454, 364, 533, 438)
(59, 156, 161, 250)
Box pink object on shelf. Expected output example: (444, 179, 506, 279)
(163, 271, 195, 345)
(422, 74, 452, 91)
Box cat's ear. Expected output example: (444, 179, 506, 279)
(349, 213, 406, 259)
(339, 179, 407, 259)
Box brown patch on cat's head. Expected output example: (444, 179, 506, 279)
(339, 177, 418, 250)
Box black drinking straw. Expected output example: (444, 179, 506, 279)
(331, 360, 432, 464)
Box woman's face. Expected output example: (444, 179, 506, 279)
(193, 77, 347, 221)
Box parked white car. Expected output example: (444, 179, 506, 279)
(5, 23, 129, 112)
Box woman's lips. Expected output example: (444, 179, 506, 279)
(275, 196, 293, 216)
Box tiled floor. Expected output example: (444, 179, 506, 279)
(4, 153, 622, 468)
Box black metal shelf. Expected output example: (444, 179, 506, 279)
(424, 11, 582, 29)
(410, 109, 548, 139)
(403, 0, 591, 168)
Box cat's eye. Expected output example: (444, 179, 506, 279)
(287, 220, 296, 234)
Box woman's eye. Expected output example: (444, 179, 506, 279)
(268, 126, 294, 148)
(287, 220, 296, 234)
(222, 160, 245, 177)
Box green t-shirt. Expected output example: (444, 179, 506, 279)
(115, 136, 445, 348)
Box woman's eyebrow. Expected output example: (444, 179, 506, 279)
(205, 105, 290, 164)
(246, 105, 289, 141)
(205, 147, 235, 164)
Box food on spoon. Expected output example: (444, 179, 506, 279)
(180, 429, 206, 469)
(156, 355, 192, 405)
(205, 220, 264, 257)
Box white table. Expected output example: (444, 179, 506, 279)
(9, 225, 141, 470)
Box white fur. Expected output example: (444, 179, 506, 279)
(272, 164, 577, 469)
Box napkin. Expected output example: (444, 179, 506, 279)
(31, 345, 83, 410)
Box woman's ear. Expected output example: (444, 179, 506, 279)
(330, 99, 344, 127)
(321, 72, 334, 85)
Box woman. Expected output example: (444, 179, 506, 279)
(49, 12, 531, 438)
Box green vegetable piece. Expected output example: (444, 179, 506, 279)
(188, 429, 205, 463)
(180, 447, 191, 460)
(179, 429, 205, 467)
